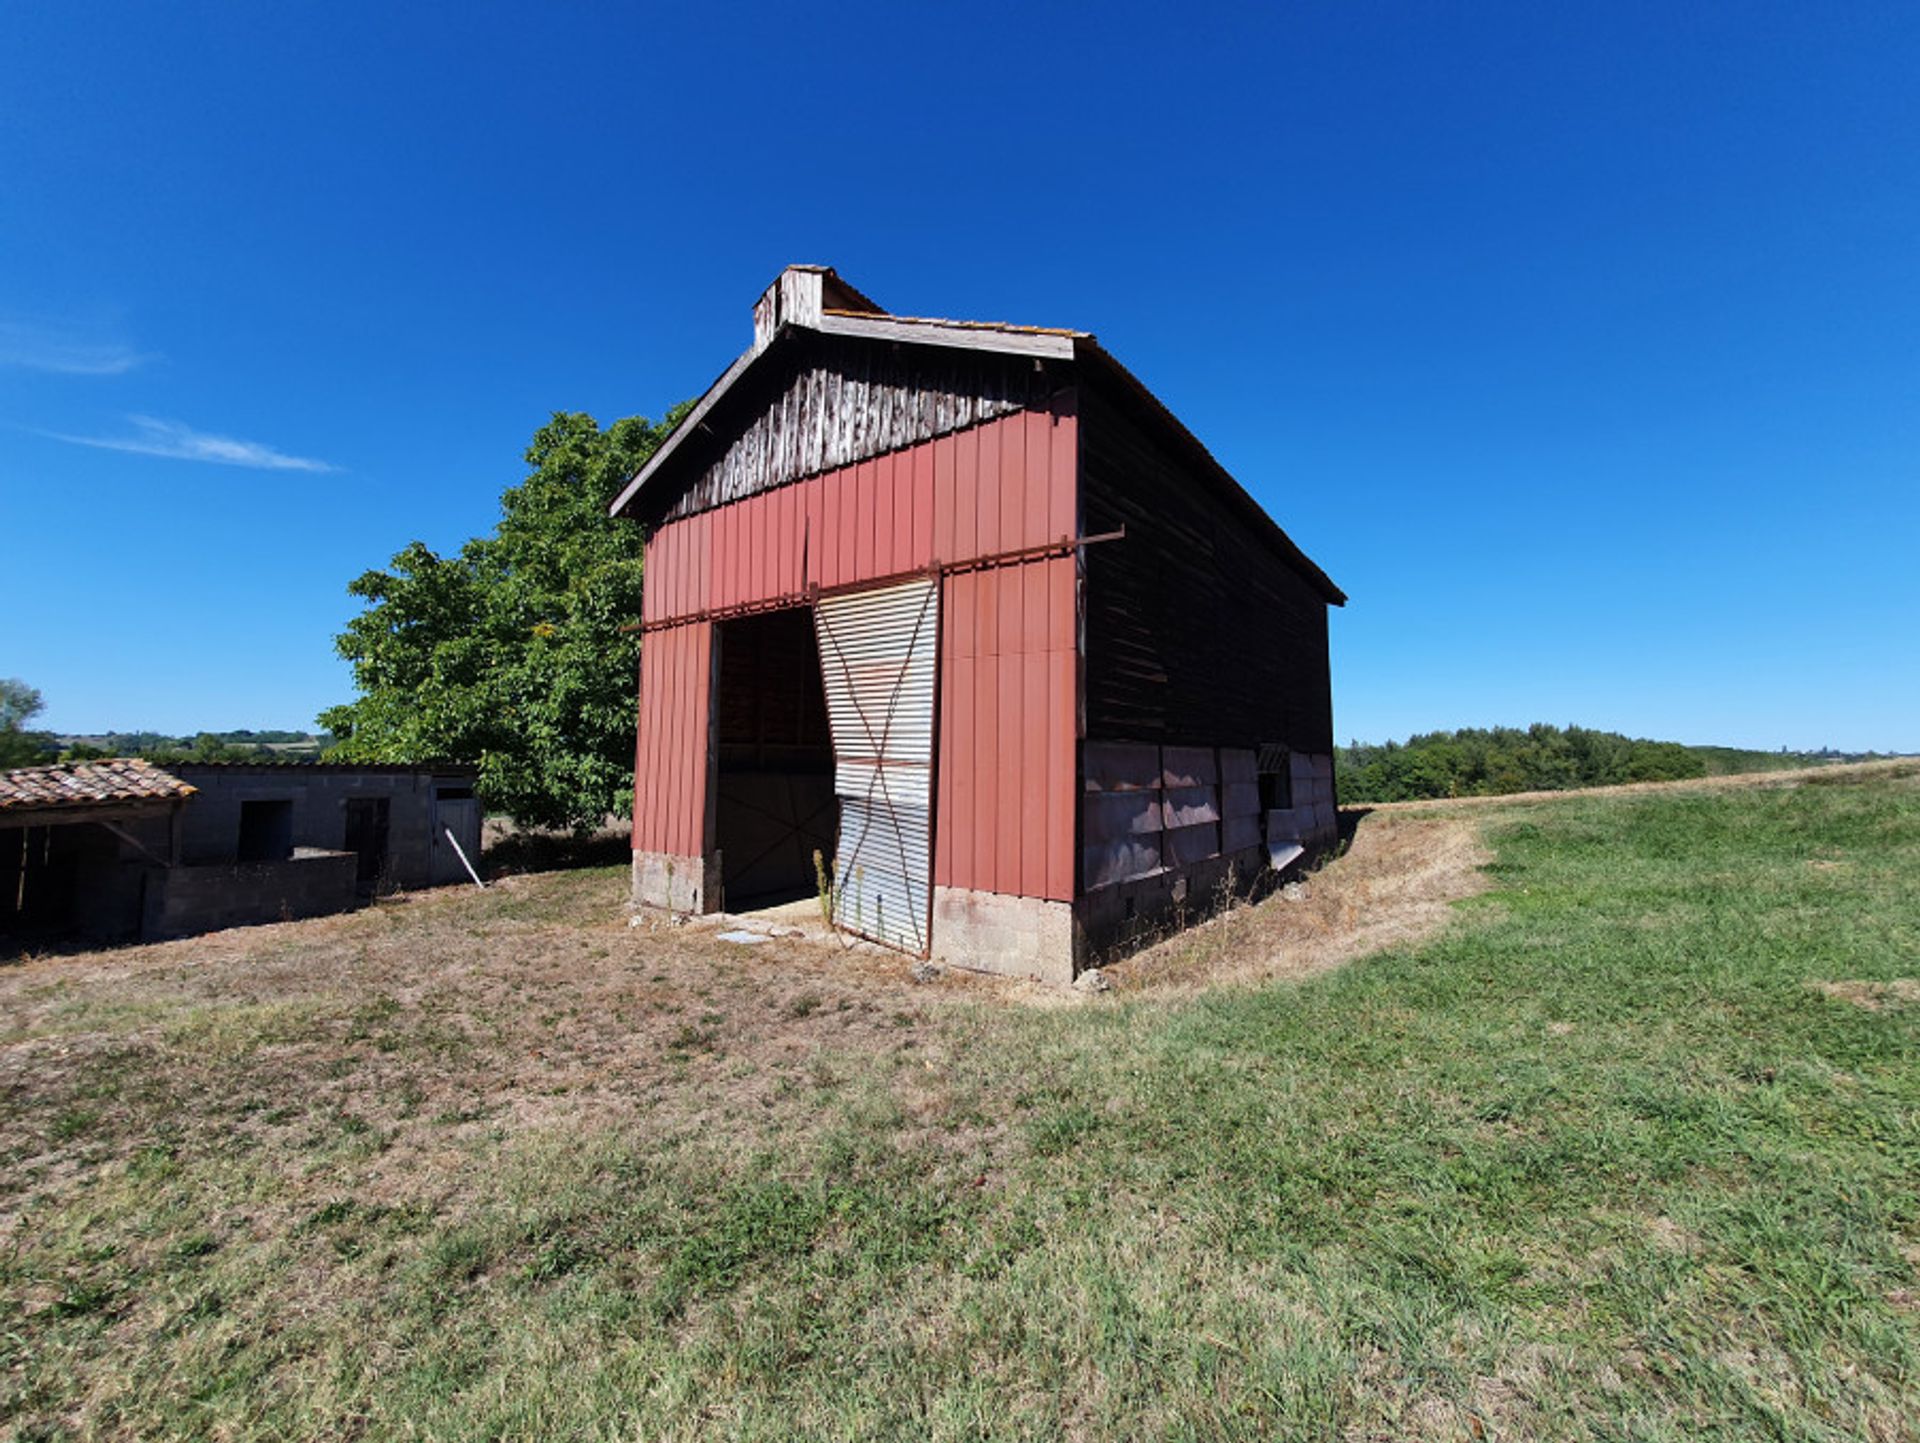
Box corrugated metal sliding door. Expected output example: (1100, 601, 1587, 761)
(813, 577, 940, 954)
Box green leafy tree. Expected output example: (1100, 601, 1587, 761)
(320, 409, 685, 830)
(0, 678, 55, 767)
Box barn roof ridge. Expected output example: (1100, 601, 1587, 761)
(610, 267, 1344, 605)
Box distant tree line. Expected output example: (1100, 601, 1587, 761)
(1334, 725, 1835, 804)
(0, 679, 332, 767)
(59, 730, 332, 764)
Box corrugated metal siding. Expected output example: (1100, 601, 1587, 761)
(630, 620, 712, 859)
(814, 578, 940, 952)
(643, 398, 1077, 627)
(637, 395, 1078, 904)
(934, 559, 1076, 902)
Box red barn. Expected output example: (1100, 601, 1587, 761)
(611, 267, 1343, 982)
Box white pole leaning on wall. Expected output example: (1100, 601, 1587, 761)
(444, 828, 485, 890)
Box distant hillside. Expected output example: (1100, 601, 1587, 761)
(1335, 726, 1893, 805)
(51, 730, 332, 764)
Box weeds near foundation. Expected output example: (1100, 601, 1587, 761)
(813, 849, 849, 950)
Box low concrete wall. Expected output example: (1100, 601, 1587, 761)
(144, 850, 359, 939)
(932, 887, 1076, 986)
(632, 849, 722, 913)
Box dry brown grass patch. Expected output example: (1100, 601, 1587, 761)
(1807, 978, 1920, 1011)
(1109, 811, 1491, 994)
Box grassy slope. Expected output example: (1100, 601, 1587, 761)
(3, 773, 1918, 1440)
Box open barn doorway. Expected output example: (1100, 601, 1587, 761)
(712, 607, 838, 910)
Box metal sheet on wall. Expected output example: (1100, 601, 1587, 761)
(814, 577, 940, 953)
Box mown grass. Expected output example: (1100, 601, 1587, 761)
(2, 773, 1917, 1439)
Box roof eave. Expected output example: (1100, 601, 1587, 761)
(1071, 338, 1347, 607)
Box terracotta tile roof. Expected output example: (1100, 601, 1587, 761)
(0, 758, 196, 813)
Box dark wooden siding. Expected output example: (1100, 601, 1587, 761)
(661, 336, 1057, 521)
(1080, 382, 1333, 755)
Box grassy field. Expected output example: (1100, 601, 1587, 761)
(2, 767, 1917, 1440)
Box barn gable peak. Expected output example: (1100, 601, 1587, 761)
(753, 265, 886, 351)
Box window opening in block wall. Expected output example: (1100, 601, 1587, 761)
(236, 799, 294, 862)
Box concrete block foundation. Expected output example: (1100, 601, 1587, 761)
(632, 849, 723, 913)
(931, 886, 1077, 986)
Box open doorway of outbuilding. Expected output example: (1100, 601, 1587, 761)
(712, 607, 838, 911)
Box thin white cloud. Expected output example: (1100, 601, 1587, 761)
(0, 320, 151, 376)
(44, 415, 337, 473)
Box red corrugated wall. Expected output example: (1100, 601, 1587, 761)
(632, 391, 1078, 901)
(630, 620, 711, 858)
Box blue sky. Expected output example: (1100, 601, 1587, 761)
(3, 1, 1915, 750)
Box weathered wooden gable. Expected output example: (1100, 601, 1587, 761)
(664, 337, 1059, 521)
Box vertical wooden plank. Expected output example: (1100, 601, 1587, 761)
(658, 629, 678, 856)
(691, 623, 711, 860)
(634, 642, 654, 849)
(836, 465, 859, 587)
(945, 573, 977, 889)
(995, 579, 1022, 894)
(637, 640, 652, 844)
(707, 506, 721, 612)
(684, 519, 698, 618)
(1021, 648, 1049, 897)
(676, 627, 694, 857)
(855, 459, 878, 581)
(691, 514, 706, 614)
(912, 443, 936, 570)
(642, 536, 657, 625)
(934, 578, 957, 887)
(976, 418, 1002, 559)
(677, 522, 692, 621)
(820, 469, 841, 589)
(803, 475, 823, 590)
(1022, 525, 1049, 653)
(1003, 411, 1031, 552)
(779, 483, 799, 598)
(638, 641, 656, 851)
(1044, 644, 1075, 901)
(932, 432, 956, 566)
(1049, 387, 1078, 542)
(953, 428, 979, 564)
(874, 453, 897, 578)
(724, 504, 741, 609)
(658, 526, 675, 623)
(747, 491, 763, 602)
(766, 488, 784, 600)
(973, 566, 998, 889)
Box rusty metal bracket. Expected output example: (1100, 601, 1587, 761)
(626, 527, 1126, 634)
